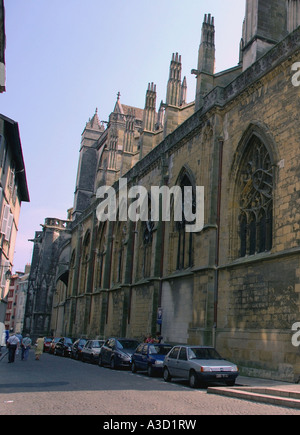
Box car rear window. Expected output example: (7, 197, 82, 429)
(149, 345, 173, 355)
(117, 340, 139, 350)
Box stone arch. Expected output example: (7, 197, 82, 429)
(229, 122, 277, 259)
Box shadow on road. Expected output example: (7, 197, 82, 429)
(0, 351, 229, 395)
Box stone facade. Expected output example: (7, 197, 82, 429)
(23, 217, 71, 339)
(26, 1, 300, 381)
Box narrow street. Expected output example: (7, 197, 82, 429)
(0, 350, 299, 416)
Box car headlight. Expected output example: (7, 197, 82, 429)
(200, 366, 212, 372)
(154, 360, 163, 366)
(116, 352, 130, 361)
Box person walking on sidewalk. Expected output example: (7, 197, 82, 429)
(21, 334, 32, 361)
(6, 332, 20, 363)
(34, 337, 44, 361)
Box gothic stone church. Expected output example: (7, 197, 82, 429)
(24, 0, 300, 381)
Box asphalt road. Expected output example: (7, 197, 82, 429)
(0, 349, 299, 416)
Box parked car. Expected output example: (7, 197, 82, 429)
(71, 338, 87, 360)
(99, 338, 140, 369)
(43, 337, 53, 353)
(54, 337, 73, 357)
(163, 346, 239, 388)
(132, 343, 173, 377)
(81, 340, 104, 363)
(49, 337, 61, 354)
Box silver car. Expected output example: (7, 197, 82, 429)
(81, 340, 104, 364)
(163, 345, 238, 388)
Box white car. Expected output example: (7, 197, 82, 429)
(163, 345, 239, 388)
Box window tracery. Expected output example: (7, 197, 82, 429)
(239, 136, 273, 257)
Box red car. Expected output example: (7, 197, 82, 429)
(43, 337, 53, 352)
(49, 337, 61, 354)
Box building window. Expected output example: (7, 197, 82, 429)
(176, 173, 195, 270)
(143, 219, 154, 278)
(94, 223, 107, 290)
(68, 251, 75, 297)
(238, 136, 273, 257)
(79, 232, 90, 293)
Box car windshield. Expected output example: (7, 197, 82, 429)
(65, 338, 73, 344)
(188, 347, 224, 360)
(117, 340, 139, 350)
(149, 345, 173, 355)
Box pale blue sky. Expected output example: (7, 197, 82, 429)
(0, 0, 246, 272)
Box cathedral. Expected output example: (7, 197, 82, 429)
(24, 0, 300, 381)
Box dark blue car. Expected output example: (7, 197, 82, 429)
(131, 343, 173, 377)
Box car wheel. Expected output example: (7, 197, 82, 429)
(147, 365, 155, 377)
(189, 370, 199, 389)
(163, 367, 171, 382)
(131, 361, 137, 373)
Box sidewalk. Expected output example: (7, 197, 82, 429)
(208, 375, 300, 409)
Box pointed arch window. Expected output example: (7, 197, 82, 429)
(79, 232, 90, 293)
(68, 250, 76, 297)
(108, 135, 118, 169)
(143, 219, 154, 278)
(176, 173, 195, 270)
(94, 223, 107, 290)
(238, 136, 274, 257)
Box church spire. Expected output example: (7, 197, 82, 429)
(166, 53, 182, 107)
(180, 76, 187, 106)
(197, 13, 215, 75)
(143, 82, 157, 132)
(193, 14, 215, 111)
(86, 107, 103, 131)
(113, 91, 124, 115)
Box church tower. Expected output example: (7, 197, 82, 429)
(72, 109, 104, 220)
(241, 0, 288, 70)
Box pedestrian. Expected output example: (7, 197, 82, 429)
(15, 332, 22, 357)
(6, 332, 20, 363)
(153, 331, 163, 343)
(21, 334, 32, 361)
(144, 333, 154, 343)
(34, 336, 44, 360)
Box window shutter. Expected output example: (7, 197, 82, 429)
(1, 260, 9, 287)
(5, 213, 13, 241)
(1, 204, 9, 235)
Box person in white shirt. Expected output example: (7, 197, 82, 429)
(7, 333, 20, 363)
(21, 334, 32, 361)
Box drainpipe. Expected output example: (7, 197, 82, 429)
(213, 136, 224, 348)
